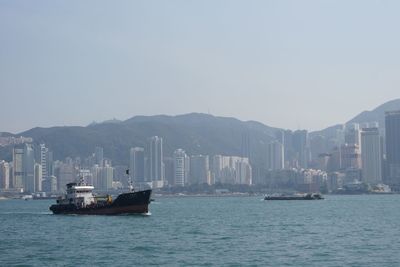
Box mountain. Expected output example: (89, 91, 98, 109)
(0, 132, 14, 137)
(0, 113, 280, 166)
(2, 99, 399, 166)
(311, 99, 400, 139)
(347, 98, 400, 126)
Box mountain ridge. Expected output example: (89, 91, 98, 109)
(0, 113, 279, 166)
(310, 98, 400, 138)
(2, 99, 400, 166)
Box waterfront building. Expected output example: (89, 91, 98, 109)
(235, 158, 252, 185)
(23, 143, 35, 192)
(327, 172, 345, 192)
(99, 166, 113, 190)
(0, 160, 10, 189)
(43, 175, 57, 192)
(267, 141, 284, 171)
(56, 162, 76, 191)
(385, 111, 400, 187)
(146, 136, 164, 186)
(293, 130, 310, 169)
(129, 147, 145, 183)
(112, 165, 129, 186)
(163, 157, 174, 186)
(241, 132, 251, 160)
(79, 169, 92, 184)
(34, 163, 42, 192)
(173, 149, 189, 187)
(345, 123, 361, 148)
(283, 130, 295, 168)
(40, 144, 48, 181)
(211, 155, 228, 184)
(327, 147, 341, 172)
(335, 125, 346, 147)
(95, 146, 104, 167)
(91, 164, 102, 188)
(211, 155, 252, 185)
(12, 147, 24, 189)
(344, 169, 362, 185)
(361, 128, 382, 185)
(317, 153, 331, 171)
(310, 135, 327, 162)
(340, 144, 361, 170)
(189, 155, 210, 185)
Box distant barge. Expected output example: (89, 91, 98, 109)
(264, 193, 324, 201)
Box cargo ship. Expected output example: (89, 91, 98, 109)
(49, 178, 152, 215)
(264, 193, 324, 201)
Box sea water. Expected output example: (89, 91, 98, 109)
(1, 195, 400, 266)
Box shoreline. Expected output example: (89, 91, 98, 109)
(154, 192, 398, 198)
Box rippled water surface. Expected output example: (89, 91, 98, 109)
(1, 195, 400, 266)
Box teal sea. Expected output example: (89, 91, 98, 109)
(1, 195, 400, 266)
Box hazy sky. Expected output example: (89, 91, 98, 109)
(1, 0, 400, 133)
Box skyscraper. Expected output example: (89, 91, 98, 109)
(340, 144, 361, 170)
(56, 162, 75, 191)
(310, 135, 327, 161)
(91, 164, 102, 189)
(385, 111, 400, 187)
(23, 143, 35, 192)
(40, 144, 48, 181)
(146, 136, 164, 185)
(0, 160, 10, 189)
(47, 150, 53, 177)
(95, 146, 104, 167)
(293, 130, 310, 169)
(283, 130, 294, 168)
(267, 141, 284, 171)
(361, 128, 382, 185)
(235, 158, 252, 185)
(173, 149, 188, 186)
(211, 155, 224, 184)
(12, 147, 24, 189)
(100, 165, 113, 190)
(129, 147, 145, 182)
(164, 157, 174, 186)
(210, 155, 252, 185)
(43, 175, 57, 192)
(241, 132, 251, 160)
(345, 123, 361, 148)
(189, 155, 210, 185)
(34, 163, 42, 192)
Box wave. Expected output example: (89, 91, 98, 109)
(0, 211, 52, 215)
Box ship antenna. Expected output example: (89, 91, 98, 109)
(126, 169, 135, 192)
(78, 173, 85, 185)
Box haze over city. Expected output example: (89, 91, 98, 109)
(2, 0, 400, 133)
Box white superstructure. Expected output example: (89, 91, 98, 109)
(57, 181, 97, 208)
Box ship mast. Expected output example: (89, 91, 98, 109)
(126, 169, 135, 192)
(77, 173, 86, 185)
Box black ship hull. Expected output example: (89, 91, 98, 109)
(50, 189, 152, 215)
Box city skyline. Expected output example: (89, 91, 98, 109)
(2, 1, 400, 133)
(2, 109, 399, 194)
(0, 137, 255, 193)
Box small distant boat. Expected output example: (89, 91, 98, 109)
(22, 195, 33, 201)
(264, 193, 324, 201)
